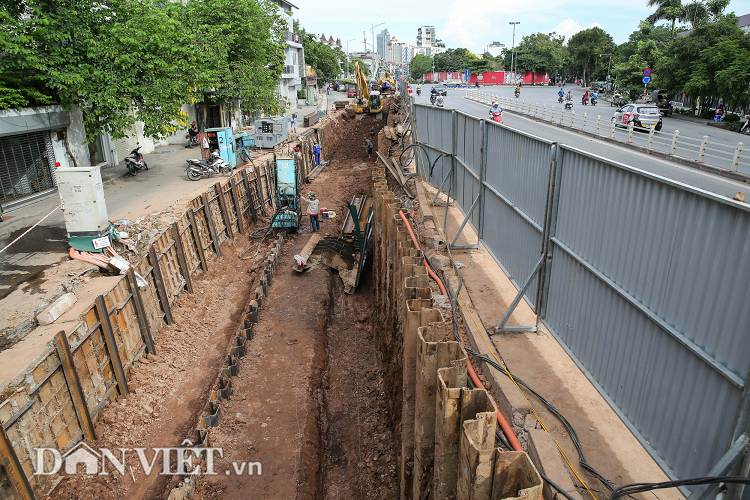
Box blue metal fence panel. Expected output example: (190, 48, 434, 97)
(484, 122, 554, 227)
(547, 145, 750, 480)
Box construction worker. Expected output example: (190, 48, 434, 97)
(312, 142, 322, 166)
(364, 137, 374, 159)
(300, 191, 321, 232)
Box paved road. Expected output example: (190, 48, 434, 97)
(413, 85, 748, 199)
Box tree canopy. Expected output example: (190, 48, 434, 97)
(567, 27, 616, 85)
(410, 54, 433, 80)
(0, 0, 286, 156)
(502, 33, 566, 76)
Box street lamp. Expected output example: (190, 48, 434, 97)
(346, 38, 356, 78)
(509, 22, 520, 84)
(371, 22, 384, 76)
(599, 53, 612, 91)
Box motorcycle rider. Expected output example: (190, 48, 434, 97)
(566, 91, 573, 101)
(514, 85, 521, 97)
(558, 88, 565, 102)
(582, 91, 589, 104)
(489, 101, 502, 117)
(591, 91, 599, 104)
(430, 86, 438, 103)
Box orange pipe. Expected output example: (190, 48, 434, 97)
(397, 209, 523, 453)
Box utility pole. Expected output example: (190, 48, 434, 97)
(371, 22, 384, 76)
(509, 22, 520, 84)
(346, 38, 356, 78)
(599, 53, 612, 91)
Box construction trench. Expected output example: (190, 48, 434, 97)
(0, 96, 675, 500)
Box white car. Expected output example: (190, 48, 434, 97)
(612, 104, 663, 131)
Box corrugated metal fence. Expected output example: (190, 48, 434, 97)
(412, 103, 750, 485)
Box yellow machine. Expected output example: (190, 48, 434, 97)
(377, 70, 396, 94)
(353, 61, 383, 114)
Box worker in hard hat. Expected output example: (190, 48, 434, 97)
(312, 142, 322, 166)
(300, 191, 321, 232)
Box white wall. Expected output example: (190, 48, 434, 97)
(50, 131, 70, 169)
(153, 103, 198, 147)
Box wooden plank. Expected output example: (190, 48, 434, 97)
(230, 177, 244, 235)
(215, 182, 234, 240)
(149, 246, 174, 325)
(171, 222, 194, 293)
(126, 268, 155, 354)
(188, 208, 208, 272)
(202, 193, 222, 258)
(95, 295, 129, 396)
(54, 331, 96, 441)
(0, 425, 35, 500)
(241, 168, 258, 223)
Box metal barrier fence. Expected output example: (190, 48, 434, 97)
(412, 101, 750, 490)
(464, 89, 750, 175)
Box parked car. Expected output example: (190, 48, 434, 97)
(590, 81, 605, 92)
(434, 84, 448, 96)
(612, 104, 663, 131)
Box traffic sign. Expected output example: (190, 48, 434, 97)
(606, 75, 610, 82)
(643, 68, 651, 76)
(642, 76, 651, 84)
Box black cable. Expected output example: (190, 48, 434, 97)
(610, 477, 750, 500)
(406, 211, 614, 493)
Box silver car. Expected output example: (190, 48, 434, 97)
(612, 104, 663, 131)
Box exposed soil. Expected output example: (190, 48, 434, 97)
(40, 108, 397, 500)
(39, 238, 274, 500)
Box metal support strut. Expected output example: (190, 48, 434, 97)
(492, 255, 545, 334)
(448, 194, 480, 250)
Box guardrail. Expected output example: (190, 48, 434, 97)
(465, 89, 750, 176)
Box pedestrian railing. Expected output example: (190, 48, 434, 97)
(465, 89, 750, 175)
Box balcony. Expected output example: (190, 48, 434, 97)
(284, 31, 302, 46)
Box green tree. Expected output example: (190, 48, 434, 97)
(567, 27, 616, 85)
(300, 32, 342, 84)
(502, 32, 566, 80)
(410, 54, 433, 80)
(658, 13, 750, 111)
(647, 0, 729, 36)
(433, 48, 476, 72)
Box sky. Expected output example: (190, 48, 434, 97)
(288, 0, 748, 54)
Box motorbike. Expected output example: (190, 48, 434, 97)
(186, 133, 199, 148)
(416, 87, 421, 95)
(490, 110, 503, 124)
(564, 99, 574, 110)
(430, 93, 437, 105)
(591, 97, 598, 106)
(125, 146, 148, 176)
(741, 116, 750, 135)
(582, 96, 589, 106)
(185, 150, 233, 181)
(514, 90, 520, 98)
(436, 96, 444, 107)
(558, 95, 564, 103)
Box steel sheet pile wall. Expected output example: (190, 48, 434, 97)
(412, 102, 750, 482)
(0, 161, 277, 499)
(371, 167, 543, 500)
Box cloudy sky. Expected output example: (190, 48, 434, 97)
(288, 0, 747, 53)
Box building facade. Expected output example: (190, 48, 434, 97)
(377, 29, 391, 59)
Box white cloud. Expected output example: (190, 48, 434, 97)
(553, 18, 604, 41)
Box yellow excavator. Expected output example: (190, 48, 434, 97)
(353, 61, 383, 114)
(377, 70, 396, 95)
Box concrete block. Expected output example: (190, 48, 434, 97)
(36, 293, 77, 326)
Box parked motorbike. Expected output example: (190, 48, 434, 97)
(436, 96, 444, 107)
(564, 99, 574, 110)
(430, 94, 437, 105)
(186, 133, 199, 148)
(185, 150, 233, 181)
(741, 115, 750, 135)
(490, 110, 503, 124)
(125, 146, 148, 176)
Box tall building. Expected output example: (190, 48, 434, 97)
(485, 42, 505, 58)
(377, 29, 391, 59)
(417, 26, 435, 48)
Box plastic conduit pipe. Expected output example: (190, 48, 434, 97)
(398, 210, 523, 453)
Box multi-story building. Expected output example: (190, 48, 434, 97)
(273, 0, 304, 107)
(377, 29, 391, 59)
(417, 26, 436, 48)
